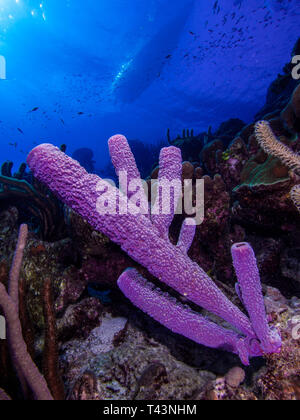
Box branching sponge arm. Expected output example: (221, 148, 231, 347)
(177, 218, 196, 254)
(117, 269, 256, 366)
(108, 134, 149, 217)
(151, 146, 183, 237)
(231, 243, 281, 355)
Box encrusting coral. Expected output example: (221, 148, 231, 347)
(255, 120, 300, 212)
(26, 136, 282, 365)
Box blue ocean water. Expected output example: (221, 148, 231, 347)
(0, 0, 299, 171)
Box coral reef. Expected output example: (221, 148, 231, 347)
(214, 119, 246, 148)
(167, 128, 207, 162)
(0, 162, 66, 241)
(0, 38, 300, 402)
(167, 119, 246, 165)
(0, 179, 298, 400)
(54, 276, 300, 400)
(255, 120, 300, 214)
(199, 287, 300, 400)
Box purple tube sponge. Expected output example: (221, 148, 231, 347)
(27, 143, 253, 337)
(27, 138, 281, 365)
(231, 243, 281, 355)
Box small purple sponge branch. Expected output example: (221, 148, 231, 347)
(108, 135, 149, 217)
(176, 218, 196, 254)
(27, 139, 281, 364)
(151, 146, 182, 237)
(108, 135, 142, 185)
(231, 243, 281, 355)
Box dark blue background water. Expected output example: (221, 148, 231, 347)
(0, 0, 299, 172)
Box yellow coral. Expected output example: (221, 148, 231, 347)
(255, 121, 300, 173)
